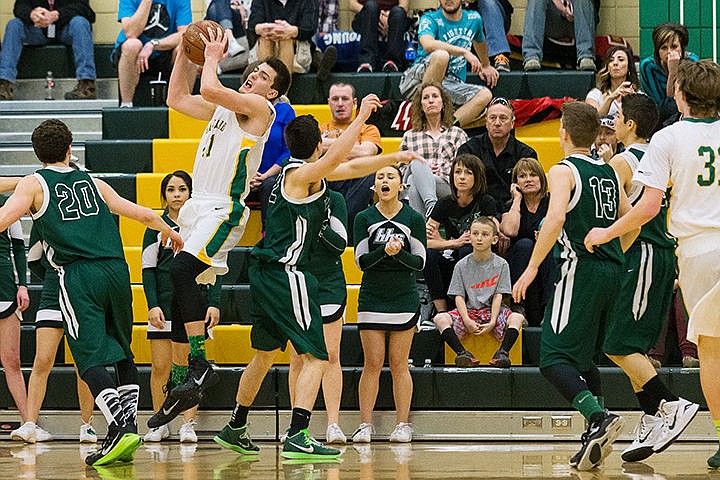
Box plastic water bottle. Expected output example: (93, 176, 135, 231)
(423, 358, 432, 368)
(45, 71, 55, 100)
(405, 41, 417, 62)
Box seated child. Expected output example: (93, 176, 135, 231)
(433, 216, 524, 367)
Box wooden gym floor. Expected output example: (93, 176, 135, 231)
(1, 441, 719, 479)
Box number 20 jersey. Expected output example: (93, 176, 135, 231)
(32, 166, 124, 266)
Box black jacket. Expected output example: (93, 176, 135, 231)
(457, 133, 537, 209)
(14, 0, 95, 29)
(248, 0, 318, 47)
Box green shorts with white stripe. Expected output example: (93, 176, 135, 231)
(58, 258, 134, 375)
(540, 256, 622, 371)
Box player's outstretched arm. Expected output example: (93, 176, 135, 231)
(0, 176, 40, 232)
(167, 49, 216, 121)
(327, 150, 422, 182)
(585, 187, 662, 253)
(94, 179, 184, 253)
(292, 95, 382, 187)
(0, 177, 21, 194)
(199, 27, 272, 121)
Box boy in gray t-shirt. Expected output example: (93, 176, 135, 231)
(433, 217, 525, 368)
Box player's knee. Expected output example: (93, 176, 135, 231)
(31, 353, 55, 374)
(363, 353, 384, 372)
(1, 353, 21, 372)
(433, 312, 452, 330)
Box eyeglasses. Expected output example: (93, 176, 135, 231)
(489, 97, 514, 111)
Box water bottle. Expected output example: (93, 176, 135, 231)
(423, 358, 432, 368)
(45, 71, 55, 100)
(405, 41, 416, 62)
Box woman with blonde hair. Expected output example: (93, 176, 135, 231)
(400, 81, 468, 218)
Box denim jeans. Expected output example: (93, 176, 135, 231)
(205, 0, 246, 37)
(0, 16, 96, 82)
(351, 0, 408, 69)
(522, 0, 595, 63)
(477, 0, 510, 57)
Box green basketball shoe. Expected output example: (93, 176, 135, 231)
(214, 424, 260, 455)
(281, 429, 342, 460)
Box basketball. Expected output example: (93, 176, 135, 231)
(182, 20, 227, 66)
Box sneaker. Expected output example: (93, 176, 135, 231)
(281, 429, 342, 460)
(489, 349, 511, 368)
(85, 424, 142, 466)
(214, 424, 260, 455)
(227, 35, 245, 56)
(523, 58, 541, 72)
(80, 420, 97, 443)
(179, 420, 198, 443)
(64, 79, 97, 100)
(357, 63, 373, 73)
(143, 425, 170, 442)
(35, 425, 53, 442)
(455, 351, 481, 368)
(351, 423, 374, 443)
(494, 53, 510, 72)
(382, 60, 399, 73)
(325, 423, 346, 444)
(571, 412, 624, 471)
(317, 46, 337, 82)
(0, 79, 15, 100)
(578, 58, 597, 71)
(653, 397, 699, 454)
(648, 357, 662, 368)
(389, 423, 413, 443)
(621, 414, 663, 462)
(682, 356, 700, 368)
(708, 446, 720, 469)
(11, 422, 37, 443)
(184, 355, 219, 393)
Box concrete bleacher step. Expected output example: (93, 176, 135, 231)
(12, 78, 119, 101)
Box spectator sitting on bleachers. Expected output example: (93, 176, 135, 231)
(204, 0, 251, 73)
(350, 0, 409, 73)
(457, 97, 537, 209)
(321, 83, 382, 240)
(590, 114, 620, 163)
(500, 158, 553, 327)
(640, 23, 699, 124)
(398, 0, 498, 128)
(585, 46, 638, 117)
(113, 0, 192, 108)
(0, 0, 97, 101)
(434, 216, 524, 368)
(471, 0, 512, 72)
(425, 153, 498, 314)
(400, 81, 468, 218)
(522, 0, 597, 72)
(318, 0, 339, 36)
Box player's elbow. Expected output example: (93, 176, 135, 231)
(199, 84, 224, 104)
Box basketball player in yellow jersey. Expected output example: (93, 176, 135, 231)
(148, 26, 292, 428)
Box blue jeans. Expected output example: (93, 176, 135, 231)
(477, 0, 510, 57)
(522, 0, 595, 63)
(0, 16, 96, 82)
(205, 0, 245, 37)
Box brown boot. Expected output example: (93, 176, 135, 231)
(0, 79, 15, 100)
(64, 79, 97, 100)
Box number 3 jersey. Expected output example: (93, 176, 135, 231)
(32, 166, 124, 266)
(557, 154, 623, 264)
(192, 104, 275, 202)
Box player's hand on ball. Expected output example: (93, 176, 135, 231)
(201, 24, 228, 63)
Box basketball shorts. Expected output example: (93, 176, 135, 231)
(604, 243, 676, 355)
(178, 196, 250, 284)
(36, 269, 63, 329)
(0, 264, 19, 318)
(540, 257, 621, 371)
(57, 258, 134, 375)
(147, 316, 172, 341)
(317, 267, 346, 324)
(249, 259, 327, 360)
(677, 235, 720, 344)
(449, 305, 511, 342)
(399, 57, 487, 105)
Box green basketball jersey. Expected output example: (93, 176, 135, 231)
(621, 144, 675, 249)
(558, 154, 624, 264)
(32, 166, 124, 266)
(308, 190, 347, 278)
(252, 160, 330, 270)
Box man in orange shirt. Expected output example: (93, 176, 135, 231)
(320, 82, 383, 239)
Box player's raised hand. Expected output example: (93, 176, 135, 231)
(201, 25, 228, 62)
(357, 94, 382, 121)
